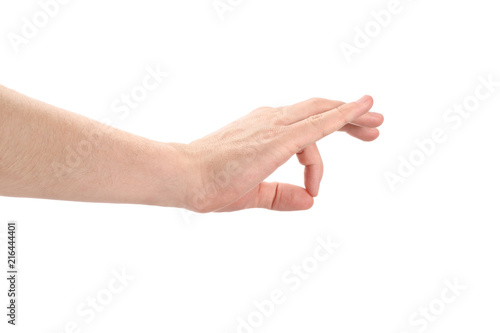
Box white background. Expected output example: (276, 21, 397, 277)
(1, 0, 499, 332)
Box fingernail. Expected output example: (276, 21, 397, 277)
(355, 95, 371, 104)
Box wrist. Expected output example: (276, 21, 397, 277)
(142, 141, 197, 209)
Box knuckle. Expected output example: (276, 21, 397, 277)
(306, 98, 345, 111)
(306, 113, 326, 137)
(253, 125, 286, 148)
(268, 125, 287, 141)
(253, 106, 272, 113)
(335, 104, 348, 122)
(307, 113, 324, 126)
(250, 106, 272, 118)
(272, 108, 288, 126)
(307, 97, 325, 108)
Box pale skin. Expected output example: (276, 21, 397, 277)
(0, 85, 383, 212)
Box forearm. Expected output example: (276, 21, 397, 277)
(0, 85, 189, 207)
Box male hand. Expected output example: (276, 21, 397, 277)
(182, 96, 383, 212)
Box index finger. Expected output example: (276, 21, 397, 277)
(280, 98, 345, 125)
(285, 95, 374, 151)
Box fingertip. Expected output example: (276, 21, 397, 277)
(302, 194, 314, 210)
(305, 176, 321, 197)
(363, 128, 380, 141)
(374, 112, 384, 125)
(304, 172, 321, 198)
(306, 186, 319, 198)
(355, 95, 373, 106)
(368, 112, 384, 128)
(349, 95, 374, 119)
(282, 190, 314, 211)
(291, 188, 314, 210)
